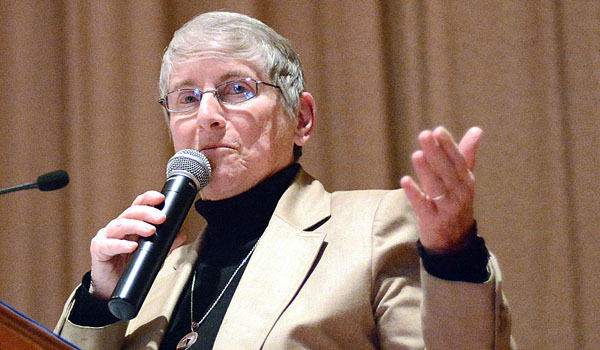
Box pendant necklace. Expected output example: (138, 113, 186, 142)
(176, 240, 260, 350)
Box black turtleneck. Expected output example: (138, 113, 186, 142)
(159, 164, 300, 350)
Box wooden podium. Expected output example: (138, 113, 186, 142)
(0, 300, 77, 349)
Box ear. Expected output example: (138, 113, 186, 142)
(293, 92, 316, 146)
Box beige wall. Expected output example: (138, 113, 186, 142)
(0, 1, 598, 349)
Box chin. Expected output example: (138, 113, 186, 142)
(198, 170, 253, 201)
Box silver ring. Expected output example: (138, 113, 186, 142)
(430, 193, 446, 201)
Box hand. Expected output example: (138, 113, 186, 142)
(88, 191, 187, 300)
(400, 126, 482, 254)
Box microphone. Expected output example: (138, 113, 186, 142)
(0, 170, 69, 196)
(108, 149, 211, 320)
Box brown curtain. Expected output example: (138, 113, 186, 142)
(0, 1, 598, 348)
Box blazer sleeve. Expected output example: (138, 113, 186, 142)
(371, 189, 515, 350)
(421, 254, 515, 349)
(54, 286, 128, 350)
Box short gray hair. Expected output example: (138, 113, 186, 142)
(159, 11, 305, 120)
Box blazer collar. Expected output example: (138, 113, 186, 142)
(213, 168, 331, 348)
(272, 168, 331, 231)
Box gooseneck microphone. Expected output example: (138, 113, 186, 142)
(108, 149, 211, 320)
(0, 170, 69, 196)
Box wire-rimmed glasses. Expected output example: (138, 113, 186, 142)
(159, 78, 281, 113)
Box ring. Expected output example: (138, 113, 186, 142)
(430, 193, 446, 201)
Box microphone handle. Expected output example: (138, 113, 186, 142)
(108, 175, 198, 320)
(0, 182, 38, 195)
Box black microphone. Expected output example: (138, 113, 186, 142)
(108, 149, 211, 320)
(0, 170, 69, 196)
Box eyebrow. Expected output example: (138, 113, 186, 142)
(170, 70, 257, 91)
(171, 79, 196, 91)
(219, 70, 255, 83)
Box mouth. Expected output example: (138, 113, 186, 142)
(200, 144, 236, 152)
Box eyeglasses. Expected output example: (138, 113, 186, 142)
(159, 78, 281, 113)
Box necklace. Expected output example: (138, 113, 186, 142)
(176, 240, 259, 350)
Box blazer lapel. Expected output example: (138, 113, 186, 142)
(213, 169, 331, 349)
(125, 235, 204, 348)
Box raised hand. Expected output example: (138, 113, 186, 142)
(400, 126, 482, 254)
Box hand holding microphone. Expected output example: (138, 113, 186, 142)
(87, 150, 211, 320)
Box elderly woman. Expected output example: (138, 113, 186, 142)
(56, 11, 513, 350)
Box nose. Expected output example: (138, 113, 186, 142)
(195, 90, 226, 130)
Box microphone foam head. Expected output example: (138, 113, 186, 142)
(37, 170, 69, 191)
(166, 149, 211, 190)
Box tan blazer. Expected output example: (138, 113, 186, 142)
(56, 169, 514, 349)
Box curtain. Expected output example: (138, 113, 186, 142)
(0, 1, 598, 348)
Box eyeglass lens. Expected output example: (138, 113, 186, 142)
(166, 79, 258, 112)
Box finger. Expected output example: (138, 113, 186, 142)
(411, 150, 446, 199)
(131, 190, 165, 206)
(400, 175, 437, 215)
(117, 204, 166, 224)
(91, 235, 138, 262)
(431, 127, 468, 180)
(419, 129, 460, 189)
(103, 217, 157, 239)
(457, 126, 483, 171)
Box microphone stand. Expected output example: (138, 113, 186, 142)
(0, 183, 39, 196)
